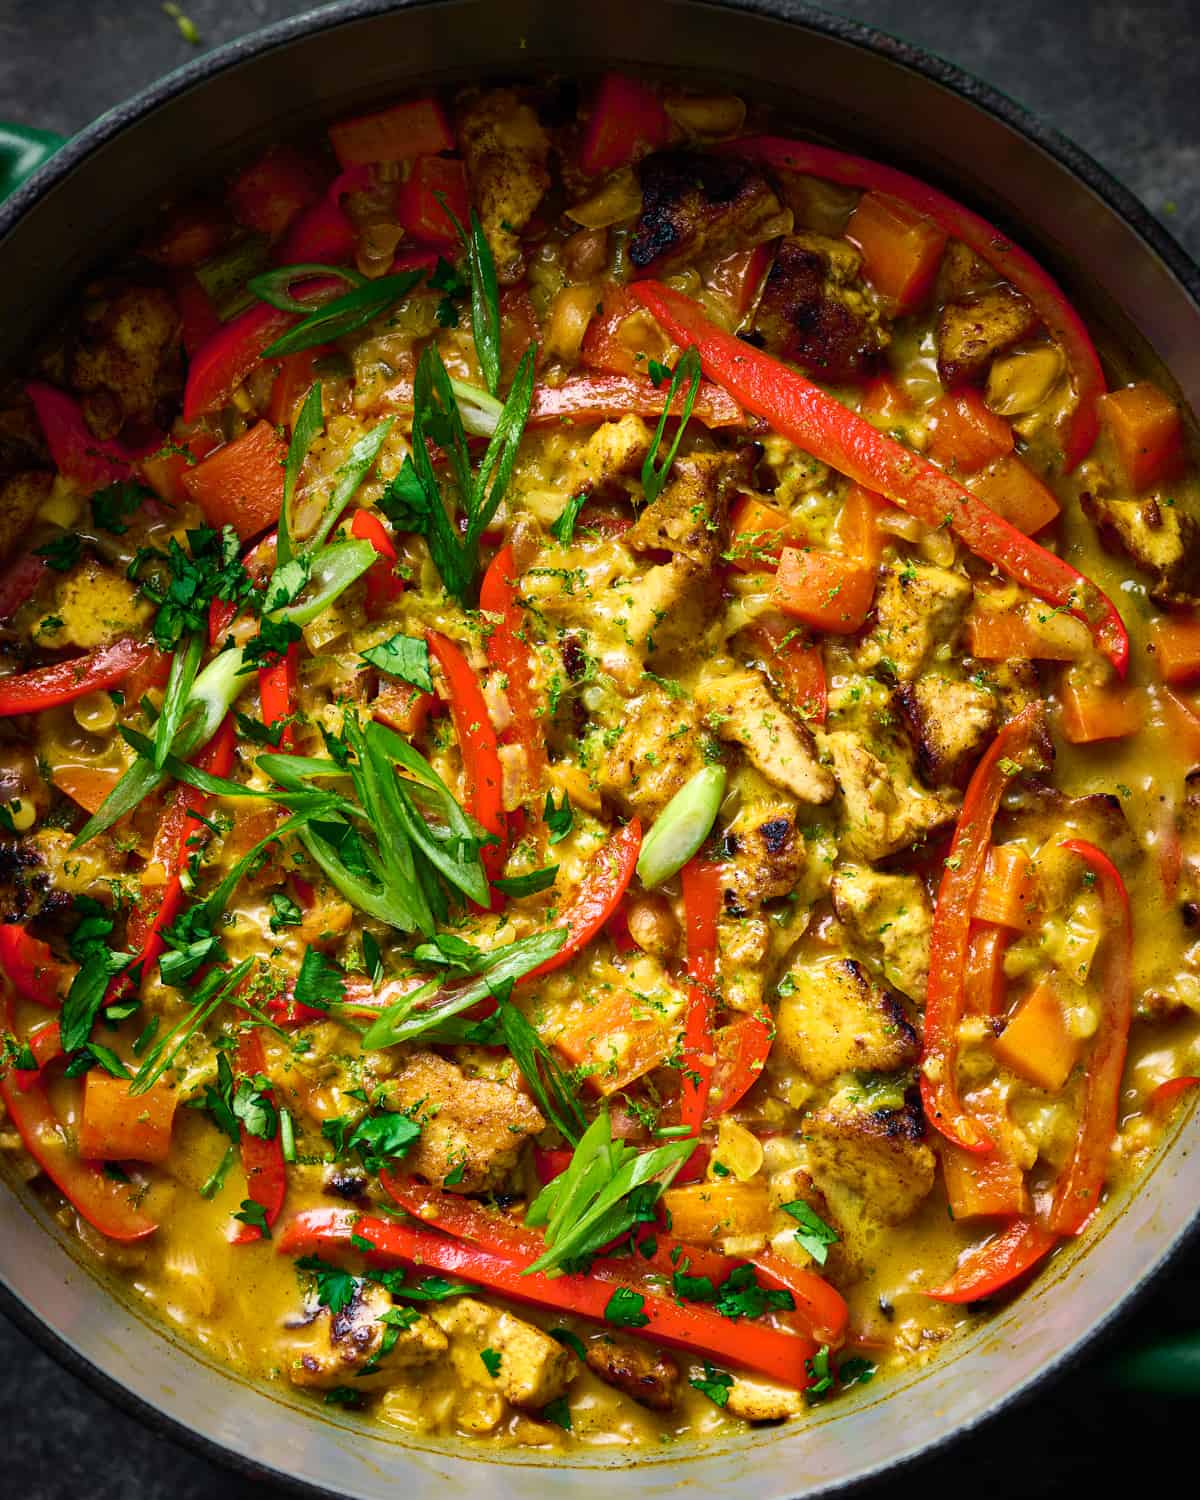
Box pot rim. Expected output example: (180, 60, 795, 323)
(2, 2, 1199, 1494)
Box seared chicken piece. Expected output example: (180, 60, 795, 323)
(630, 149, 790, 273)
(936, 285, 1038, 388)
(775, 954, 919, 1082)
(805, 1100, 936, 1224)
(754, 232, 888, 383)
(895, 672, 997, 787)
(855, 562, 973, 682)
(457, 88, 551, 284)
(286, 1282, 447, 1390)
(697, 667, 836, 804)
(585, 1335, 681, 1411)
(830, 865, 933, 1003)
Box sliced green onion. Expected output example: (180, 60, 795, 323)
(280, 1108, 296, 1164)
(196, 236, 270, 312)
(306, 420, 393, 555)
(278, 539, 377, 626)
(153, 631, 203, 770)
(449, 378, 504, 437)
(279, 380, 325, 568)
(641, 347, 702, 506)
(260, 269, 425, 359)
(635, 764, 726, 888)
(248, 262, 367, 313)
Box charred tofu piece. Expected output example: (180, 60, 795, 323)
(753, 232, 889, 383)
(776, 955, 919, 1083)
(599, 681, 708, 819)
(805, 1100, 936, 1223)
(630, 149, 791, 273)
(586, 1335, 680, 1411)
(70, 282, 183, 434)
(936, 285, 1039, 388)
(822, 729, 958, 861)
(624, 449, 750, 568)
(0, 470, 51, 563)
(830, 865, 933, 1003)
(457, 88, 551, 284)
(1080, 490, 1200, 607)
(697, 667, 836, 804)
(721, 799, 807, 914)
(379, 1050, 543, 1193)
(895, 672, 997, 787)
(286, 1282, 447, 1390)
(432, 1296, 575, 1409)
(724, 1375, 805, 1423)
(855, 562, 973, 682)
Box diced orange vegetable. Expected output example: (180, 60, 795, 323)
(372, 679, 434, 738)
(772, 546, 877, 634)
(965, 605, 1085, 662)
(661, 1180, 773, 1246)
(229, 147, 322, 239)
(927, 389, 1014, 474)
(963, 923, 1009, 1018)
(846, 190, 947, 314)
(1058, 677, 1144, 744)
(942, 1137, 1031, 1220)
(181, 421, 287, 541)
(1152, 615, 1200, 687)
(728, 495, 797, 571)
(1098, 381, 1185, 492)
(395, 156, 469, 247)
(859, 373, 910, 426)
(144, 205, 228, 269)
(969, 454, 1060, 535)
(974, 844, 1038, 932)
(1161, 688, 1200, 762)
(993, 981, 1081, 1092)
(267, 348, 326, 428)
(835, 483, 887, 565)
(328, 97, 454, 167)
(555, 989, 679, 1097)
(52, 764, 124, 816)
(78, 1073, 178, 1164)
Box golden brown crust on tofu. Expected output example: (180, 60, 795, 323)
(720, 798, 807, 915)
(753, 232, 889, 383)
(598, 682, 708, 819)
(585, 1335, 680, 1410)
(895, 673, 997, 788)
(457, 88, 551, 285)
(805, 1101, 936, 1223)
(830, 865, 933, 1003)
(855, 562, 973, 682)
(822, 729, 958, 861)
(697, 667, 836, 804)
(624, 449, 749, 568)
(776, 954, 919, 1083)
(936, 285, 1039, 388)
(432, 1297, 575, 1409)
(723, 1375, 805, 1422)
(0, 470, 52, 563)
(380, 1050, 544, 1193)
(1080, 490, 1200, 607)
(70, 282, 182, 434)
(630, 149, 791, 273)
(287, 1282, 447, 1390)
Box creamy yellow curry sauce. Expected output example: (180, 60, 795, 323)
(0, 74, 1198, 1450)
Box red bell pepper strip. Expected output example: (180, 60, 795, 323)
(427, 632, 507, 886)
(0, 927, 72, 1008)
(0, 551, 47, 622)
(0, 997, 157, 1242)
(13, 1018, 64, 1091)
(579, 74, 672, 175)
(1042, 839, 1132, 1237)
(1148, 1076, 1200, 1115)
(350, 508, 406, 617)
(679, 858, 721, 1135)
(258, 643, 298, 751)
(752, 1250, 849, 1348)
(629, 282, 1129, 677)
(0, 636, 156, 718)
(527, 819, 642, 980)
(173, 271, 222, 357)
(925, 1217, 1058, 1304)
(709, 1011, 775, 1116)
(25, 381, 157, 490)
(921, 704, 1046, 1154)
(267, 347, 328, 428)
(231, 1028, 287, 1244)
(278, 1207, 815, 1388)
(528, 372, 744, 429)
(723, 135, 1106, 471)
(479, 545, 546, 794)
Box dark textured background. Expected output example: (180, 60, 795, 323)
(2, 0, 1199, 1494)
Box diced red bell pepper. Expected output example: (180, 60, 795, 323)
(0, 926, 72, 1008)
(742, 618, 827, 726)
(727, 495, 798, 571)
(845, 190, 947, 314)
(181, 421, 288, 541)
(708, 1010, 774, 1115)
(139, 429, 220, 509)
(0, 636, 156, 718)
(679, 858, 721, 1135)
(479, 545, 545, 795)
(925, 1217, 1057, 1303)
(631, 280, 1128, 676)
(859, 373, 910, 426)
(581, 285, 662, 378)
(258, 644, 298, 751)
(395, 156, 469, 246)
(1098, 381, 1185, 491)
(427, 632, 507, 887)
(172, 271, 222, 357)
(725, 136, 1106, 471)
(328, 97, 454, 167)
(0, 551, 48, 622)
(351, 508, 406, 618)
(528, 372, 743, 429)
(835, 484, 888, 566)
(231, 1028, 287, 1244)
(266, 348, 327, 429)
(528, 819, 642, 980)
(579, 74, 672, 175)
(772, 546, 877, 635)
(182, 302, 294, 422)
(230, 146, 322, 239)
(276, 193, 356, 267)
(927, 389, 1014, 474)
(25, 381, 150, 491)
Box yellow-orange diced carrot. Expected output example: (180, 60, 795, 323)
(556, 989, 679, 1097)
(1058, 678, 1144, 744)
(942, 1140, 1031, 1219)
(727, 495, 797, 571)
(970, 454, 1061, 535)
(974, 844, 1038, 931)
(1098, 381, 1185, 492)
(78, 1073, 178, 1164)
(835, 483, 887, 566)
(846, 191, 946, 314)
(1152, 616, 1200, 687)
(772, 547, 877, 635)
(661, 1179, 773, 1246)
(993, 982, 1080, 1092)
